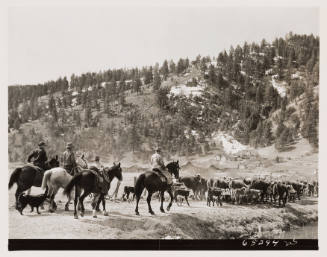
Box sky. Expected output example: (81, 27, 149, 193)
(8, 6, 319, 85)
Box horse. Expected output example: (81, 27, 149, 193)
(8, 156, 60, 209)
(63, 163, 122, 219)
(134, 161, 180, 215)
(41, 167, 74, 212)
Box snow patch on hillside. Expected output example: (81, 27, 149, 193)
(291, 72, 303, 80)
(212, 132, 250, 154)
(271, 77, 286, 97)
(170, 84, 203, 97)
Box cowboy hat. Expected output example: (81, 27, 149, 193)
(38, 141, 46, 147)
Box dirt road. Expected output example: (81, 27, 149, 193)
(9, 183, 318, 239)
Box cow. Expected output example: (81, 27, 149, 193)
(231, 187, 247, 204)
(178, 176, 201, 200)
(207, 187, 223, 207)
(229, 179, 247, 190)
(207, 178, 215, 188)
(250, 180, 272, 202)
(243, 178, 252, 186)
(244, 188, 262, 204)
(214, 179, 230, 190)
(288, 185, 297, 202)
(272, 182, 291, 207)
(288, 182, 304, 200)
(307, 183, 315, 197)
(196, 178, 208, 201)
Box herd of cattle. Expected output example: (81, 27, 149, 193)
(123, 175, 318, 208)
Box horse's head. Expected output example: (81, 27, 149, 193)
(166, 160, 180, 179)
(48, 155, 60, 168)
(105, 162, 123, 182)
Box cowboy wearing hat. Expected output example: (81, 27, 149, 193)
(150, 147, 173, 185)
(27, 141, 48, 171)
(94, 156, 104, 171)
(63, 142, 77, 175)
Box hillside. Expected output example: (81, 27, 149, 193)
(8, 32, 319, 170)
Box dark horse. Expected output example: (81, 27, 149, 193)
(134, 161, 180, 215)
(8, 156, 60, 209)
(63, 163, 122, 219)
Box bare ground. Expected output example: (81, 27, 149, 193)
(8, 172, 318, 239)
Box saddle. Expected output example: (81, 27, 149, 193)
(153, 168, 169, 183)
(25, 163, 44, 173)
(90, 169, 110, 194)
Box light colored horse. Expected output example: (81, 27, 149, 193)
(41, 167, 74, 212)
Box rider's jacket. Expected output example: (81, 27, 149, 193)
(27, 148, 48, 169)
(150, 153, 165, 171)
(62, 150, 77, 169)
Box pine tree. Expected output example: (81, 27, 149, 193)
(119, 91, 126, 106)
(262, 121, 273, 146)
(169, 60, 176, 74)
(177, 58, 186, 74)
(128, 125, 140, 153)
(208, 65, 217, 86)
(48, 95, 58, 122)
(134, 76, 142, 95)
(160, 60, 169, 80)
(74, 111, 81, 128)
(85, 106, 92, 127)
(153, 71, 161, 91)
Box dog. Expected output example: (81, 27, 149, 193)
(122, 186, 135, 202)
(17, 187, 48, 215)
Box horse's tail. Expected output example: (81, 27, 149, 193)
(63, 173, 83, 196)
(135, 173, 146, 198)
(41, 170, 52, 189)
(8, 167, 22, 189)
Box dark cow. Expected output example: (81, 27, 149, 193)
(207, 187, 223, 207)
(229, 179, 247, 190)
(250, 180, 272, 202)
(272, 182, 291, 207)
(288, 182, 304, 200)
(243, 178, 252, 185)
(313, 181, 318, 196)
(122, 186, 135, 201)
(307, 183, 315, 197)
(179, 176, 201, 200)
(214, 179, 230, 189)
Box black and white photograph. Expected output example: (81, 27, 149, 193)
(3, 0, 324, 251)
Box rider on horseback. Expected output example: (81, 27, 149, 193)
(63, 142, 77, 175)
(151, 147, 173, 185)
(27, 141, 48, 171)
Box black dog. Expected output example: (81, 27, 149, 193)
(122, 186, 135, 201)
(18, 187, 48, 215)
